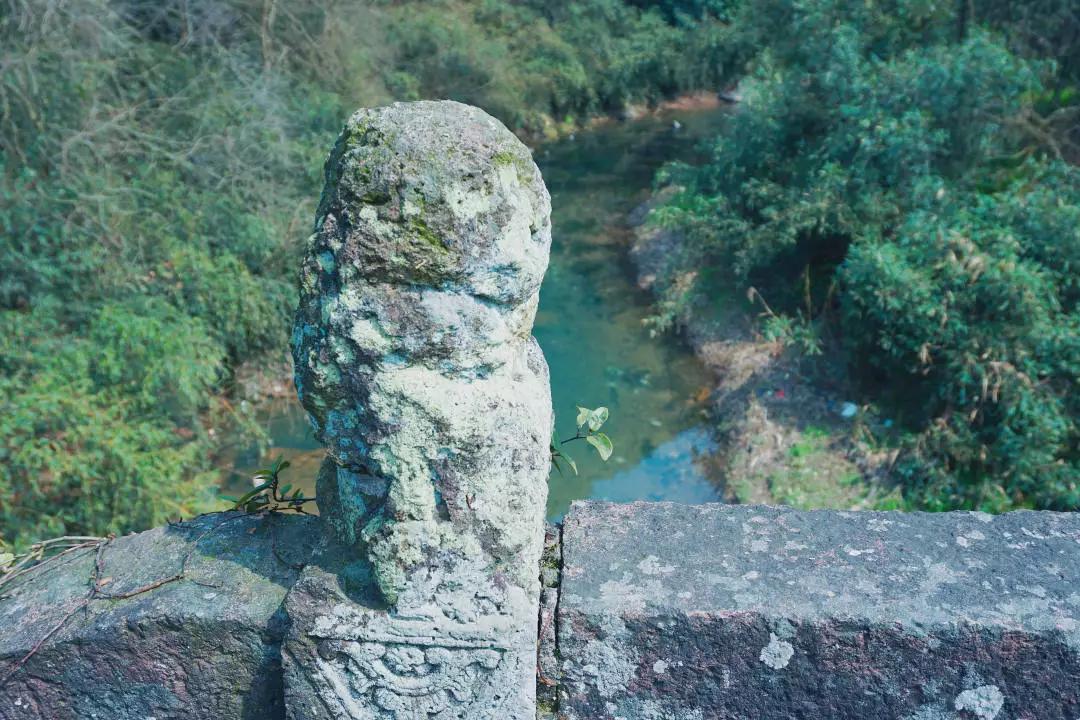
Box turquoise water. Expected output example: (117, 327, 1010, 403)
(225, 108, 729, 519)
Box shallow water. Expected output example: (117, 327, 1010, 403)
(224, 107, 729, 519)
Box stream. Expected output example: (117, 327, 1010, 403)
(223, 106, 730, 520)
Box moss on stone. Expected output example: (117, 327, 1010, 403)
(493, 148, 535, 187)
(407, 216, 450, 253)
(492, 150, 518, 167)
(359, 189, 392, 205)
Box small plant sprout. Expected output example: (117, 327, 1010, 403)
(550, 405, 615, 476)
(220, 456, 316, 514)
(748, 286, 823, 357)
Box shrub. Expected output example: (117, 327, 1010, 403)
(653, 0, 1079, 509)
(843, 169, 1080, 509)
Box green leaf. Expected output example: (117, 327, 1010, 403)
(585, 432, 613, 461)
(576, 406, 591, 429)
(551, 455, 565, 477)
(244, 496, 270, 513)
(234, 480, 273, 508)
(586, 407, 609, 432)
(0, 552, 14, 569)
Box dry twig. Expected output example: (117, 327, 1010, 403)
(0, 513, 259, 688)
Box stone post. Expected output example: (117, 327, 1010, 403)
(284, 101, 553, 719)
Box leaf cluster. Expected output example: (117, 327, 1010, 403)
(220, 456, 315, 514)
(551, 405, 615, 476)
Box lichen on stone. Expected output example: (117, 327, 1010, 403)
(759, 632, 795, 670)
(284, 101, 553, 719)
(954, 685, 1005, 720)
(292, 101, 553, 598)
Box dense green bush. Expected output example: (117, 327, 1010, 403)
(653, 0, 1079, 510)
(0, 0, 334, 546)
(385, 0, 739, 131)
(843, 170, 1080, 509)
(0, 310, 220, 539)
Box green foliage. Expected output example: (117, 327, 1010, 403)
(551, 405, 615, 476)
(749, 287, 823, 356)
(843, 168, 1080, 510)
(0, 310, 222, 545)
(221, 455, 315, 514)
(89, 301, 224, 418)
(653, 0, 1079, 510)
(1, 0, 731, 547)
(385, 0, 742, 132)
(981, 0, 1080, 87)
(0, 0, 334, 547)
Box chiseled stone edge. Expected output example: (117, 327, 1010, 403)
(557, 501, 1080, 719)
(0, 513, 318, 720)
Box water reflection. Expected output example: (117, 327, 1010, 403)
(588, 428, 721, 507)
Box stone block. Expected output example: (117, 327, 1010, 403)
(0, 513, 318, 720)
(557, 501, 1080, 719)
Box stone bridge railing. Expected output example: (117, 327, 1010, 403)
(1, 102, 1077, 720)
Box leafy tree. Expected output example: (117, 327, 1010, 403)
(653, 0, 1079, 510)
(843, 169, 1080, 509)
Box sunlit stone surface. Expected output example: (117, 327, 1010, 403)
(287, 100, 553, 719)
(557, 502, 1080, 719)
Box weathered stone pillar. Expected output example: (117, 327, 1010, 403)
(285, 101, 553, 719)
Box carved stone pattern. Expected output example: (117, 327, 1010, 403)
(306, 636, 514, 719)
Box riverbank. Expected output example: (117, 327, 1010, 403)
(630, 203, 900, 510)
(516, 91, 726, 145)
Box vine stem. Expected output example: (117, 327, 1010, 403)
(0, 513, 276, 688)
(0, 538, 104, 593)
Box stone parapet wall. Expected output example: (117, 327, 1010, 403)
(0, 513, 318, 720)
(556, 501, 1080, 720)
(4, 502, 1078, 718)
